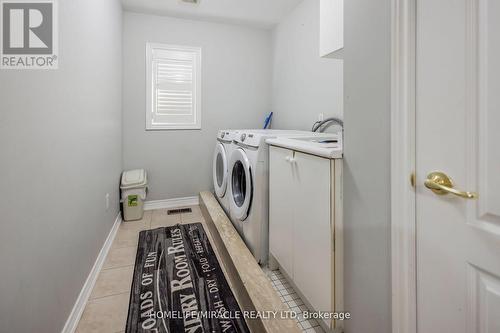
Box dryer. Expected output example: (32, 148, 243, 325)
(213, 129, 239, 214)
(228, 129, 310, 264)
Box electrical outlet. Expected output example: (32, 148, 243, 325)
(105, 193, 110, 210)
(318, 113, 324, 121)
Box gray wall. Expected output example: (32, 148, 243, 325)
(270, 0, 343, 130)
(343, 0, 392, 332)
(0, 0, 123, 332)
(123, 12, 272, 200)
(271, 0, 393, 331)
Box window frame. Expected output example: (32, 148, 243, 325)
(145, 42, 202, 130)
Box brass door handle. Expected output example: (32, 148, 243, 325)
(424, 171, 478, 199)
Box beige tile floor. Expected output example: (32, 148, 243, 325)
(75, 206, 204, 333)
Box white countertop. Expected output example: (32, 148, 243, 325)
(266, 133, 343, 159)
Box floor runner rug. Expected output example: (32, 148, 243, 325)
(126, 223, 250, 333)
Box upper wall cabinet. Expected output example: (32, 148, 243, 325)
(320, 0, 344, 58)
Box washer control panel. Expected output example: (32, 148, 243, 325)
(234, 132, 261, 148)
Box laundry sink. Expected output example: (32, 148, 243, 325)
(291, 136, 340, 147)
(265, 133, 343, 159)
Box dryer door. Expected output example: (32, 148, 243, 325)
(213, 143, 228, 198)
(230, 148, 252, 221)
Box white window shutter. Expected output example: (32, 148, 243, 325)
(146, 43, 201, 130)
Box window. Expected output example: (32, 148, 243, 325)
(146, 43, 201, 130)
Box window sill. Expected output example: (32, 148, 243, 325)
(145, 125, 202, 131)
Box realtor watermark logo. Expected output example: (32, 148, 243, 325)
(0, 0, 58, 69)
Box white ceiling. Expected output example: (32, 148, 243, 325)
(121, 0, 303, 29)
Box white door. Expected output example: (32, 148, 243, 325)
(213, 143, 228, 198)
(293, 152, 331, 315)
(229, 148, 252, 221)
(416, 0, 500, 332)
(269, 146, 295, 278)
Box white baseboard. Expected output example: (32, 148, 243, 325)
(144, 196, 199, 211)
(61, 212, 122, 333)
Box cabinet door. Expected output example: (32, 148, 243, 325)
(269, 146, 295, 278)
(292, 152, 331, 313)
(320, 0, 344, 57)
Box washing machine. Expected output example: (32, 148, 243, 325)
(228, 129, 311, 264)
(213, 129, 239, 214)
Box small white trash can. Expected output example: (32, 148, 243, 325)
(121, 169, 147, 221)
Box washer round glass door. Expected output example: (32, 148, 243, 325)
(213, 143, 228, 198)
(230, 148, 252, 221)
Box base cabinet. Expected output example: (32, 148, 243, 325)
(269, 146, 343, 331)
